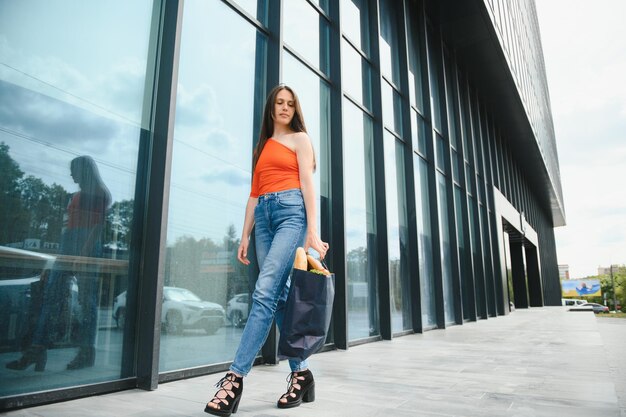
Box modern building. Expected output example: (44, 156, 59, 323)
(598, 265, 626, 276)
(0, 0, 565, 410)
(559, 264, 570, 280)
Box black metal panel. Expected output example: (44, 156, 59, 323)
(369, 0, 392, 341)
(328, 0, 348, 350)
(421, 20, 445, 330)
(456, 74, 477, 322)
(441, 47, 464, 325)
(400, 0, 423, 334)
(260, 0, 283, 365)
(525, 245, 544, 307)
(509, 239, 529, 309)
(136, 0, 183, 391)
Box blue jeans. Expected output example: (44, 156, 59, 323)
(230, 189, 308, 376)
(33, 228, 101, 348)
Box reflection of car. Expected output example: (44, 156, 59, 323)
(226, 293, 249, 328)
(583, 302, 609, 314)
(113, 286, 225, 335)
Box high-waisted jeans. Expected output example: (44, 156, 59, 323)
(230, 188, 308, 376)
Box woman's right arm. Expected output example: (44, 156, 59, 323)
(237, 196, 258, 265)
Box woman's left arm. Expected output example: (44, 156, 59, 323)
(295, 132, 329, 259)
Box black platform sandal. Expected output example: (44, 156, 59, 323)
(277, 369, 315, 409)
(204, 372, 243, 416)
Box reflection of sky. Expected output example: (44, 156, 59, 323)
(283, 0, 322, 71)
(342, 100, 369, 254)
(0, 80, 142, 203)
(0, 0, 155, 203)
(0, 0, 153, 127)
(282, 52, 327, 233)
(167, 0, 258, 244)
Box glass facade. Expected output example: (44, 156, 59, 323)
(0, 0, 564, 409)
(0, 0, 156, 397)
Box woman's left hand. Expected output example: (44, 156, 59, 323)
(304, 230, 329, 259)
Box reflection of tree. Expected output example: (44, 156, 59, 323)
(0, 143, 68, 246)
(0, 142, 26, 243)
(20, 176, 68, 242)
(347, 247, 367, 282)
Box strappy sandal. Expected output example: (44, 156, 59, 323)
(277, 369, 315, 409)
(204, 372, 243, 416)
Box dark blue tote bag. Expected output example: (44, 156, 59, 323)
(278, 268, 335, 362)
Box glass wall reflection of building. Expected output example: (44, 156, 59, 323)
(0, 0, 564, 409)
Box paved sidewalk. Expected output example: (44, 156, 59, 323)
(3, 307, 624, 417)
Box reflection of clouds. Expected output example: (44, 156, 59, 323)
(175, 83, 222, 129)
(0, 80, 141, 202)
(0, 80, 119, 146)
(0, 35, 147, 126)
(202, 167, 249, 186)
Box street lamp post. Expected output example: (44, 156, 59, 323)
(610, 265, 618, 312)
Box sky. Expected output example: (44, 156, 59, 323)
(535, 0, 626, 278)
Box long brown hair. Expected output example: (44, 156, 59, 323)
(252, 84, 315, 171)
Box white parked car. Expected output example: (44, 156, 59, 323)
(113, 286, 225, 335)
(562, 299, 587, 306)
(226, 293, 249, 328)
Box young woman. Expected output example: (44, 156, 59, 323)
(204, 85, 329, 416)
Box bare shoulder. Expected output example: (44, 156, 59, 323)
(291, 132, 312, 151)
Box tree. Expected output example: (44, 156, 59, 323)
(0, 142, 27, 244)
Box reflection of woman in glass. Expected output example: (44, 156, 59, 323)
(6, 155, 110, 372)
(205, 85, 329, 415)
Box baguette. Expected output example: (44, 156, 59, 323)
(306, 254, 331, 276)
(293, 247, 308, 270)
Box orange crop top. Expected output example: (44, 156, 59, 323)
(250, 139, 300, 198)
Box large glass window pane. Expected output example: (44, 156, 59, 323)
(452, 150, 461, 184)
(435, 134, 446, 173)
(444, 50, 458, 148)
(454, 186, 471, 320)
(378, 0, 401, 85)
(414, 156, 436, 328)
(162, 0, 265, 372)
(411, 110, 427, 156)
(384, 133, 411, 333)
(437, 173, 455, 324)
(341, 40, 372, 110)
(0, 0, 155, 396)
(407, 0, 425, 111)
(343, 99, 379, 341)
(427, 27, 443, 131)
(469, 198, 485, 317)
(341, 0, 370, 55)
(382, 81, 402, 136)
(283, 0, 329, 74)
(231, 0, 268, 25)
